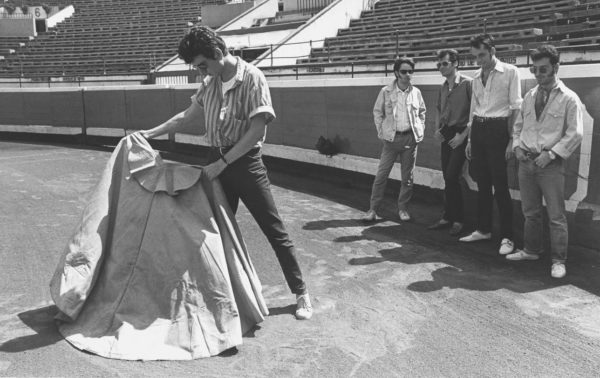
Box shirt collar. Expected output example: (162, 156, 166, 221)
(444, 73, 462, 87)
(215, 56, 245, 85)
(492, 57, 505, 73)
(535, 79, 563, 95)
(385, 79, 412, 93)
(474, 58, 505, 77)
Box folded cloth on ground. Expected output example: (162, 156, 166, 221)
(49, 133, 268, 360)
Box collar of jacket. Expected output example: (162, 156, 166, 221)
(384, 79, 413, 93)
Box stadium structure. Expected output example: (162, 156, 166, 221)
(0, 0, 599, 248)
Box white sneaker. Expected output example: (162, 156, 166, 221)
(506, 249, 539, 261)
(362, 210, 377, 222)
(499, 238, 514, 255)
(551, 263, 566, 278)
(295, 293, 313, 320)
(398, 210, 411, 221)
(459, 230, 491, 242)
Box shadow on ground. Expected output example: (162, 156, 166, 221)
(0, 306, 62, 353)
(304, 218, 600, 298)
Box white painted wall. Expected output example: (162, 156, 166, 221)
(218, 0, 278, 31)
(255, 0, 369, 67)
(47, 5, 74, 28)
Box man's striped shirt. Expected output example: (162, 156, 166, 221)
(191, 56, 276, 147)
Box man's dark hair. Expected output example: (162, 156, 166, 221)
(530, 44, 560, 66)
(178, 26, 228, 64)
(436, 49, 459, 63)
(470, 33, 495, 51)
(393, 56, 415, 71)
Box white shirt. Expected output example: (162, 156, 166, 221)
(394, 85, 411, 132)
(469, 58, 522, 126)
(222, 75, 236, 96)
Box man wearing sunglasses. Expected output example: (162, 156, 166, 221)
(363, 57, 426, 222)
(428, 49, 472, 236)
(459, 34, 522, 256)
(506, 45, 583, 278)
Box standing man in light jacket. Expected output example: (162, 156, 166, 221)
(363, 57, 426, 222)
(506, 45, 583, 279)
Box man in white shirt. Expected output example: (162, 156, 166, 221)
(460, 34, 522, 255)
(506, 45, 583, 278)
(363, 57, 426, 222)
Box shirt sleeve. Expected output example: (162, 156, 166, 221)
(508, 66, 523, 111)
(512, 105, 524, 151)
(467, 83, 476, 129)
(373, 87, 385, 133)
(552, 95, 584, 159)
(436, 88, 442, 128)
(418, 89, 426, 124)
(248, 70, 276, 124)
(190, 82, 205, 108)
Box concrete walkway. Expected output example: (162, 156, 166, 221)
(1, 140, 599, 377)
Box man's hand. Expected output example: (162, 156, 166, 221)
(434, 129, 445, 142)
(448, 132, 467, 149)
(203, 159, 228, 180)
(465, 141, 472, 160)
(534, 151, 552, 168)
(505, 143, 514, 161)
(514, 146, 528, 162)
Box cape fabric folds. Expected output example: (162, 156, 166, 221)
(49, 133, 268, 360)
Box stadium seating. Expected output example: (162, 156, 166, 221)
(0, 0, 213, 77)
(299, 0, 600, 64)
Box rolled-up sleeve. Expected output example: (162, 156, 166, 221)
(552, 96, 583, 159)
(248, 71, 276, 124)
(508, 67, 523, 110)
(512, 107, 524, 151)
(190, 82, 206, 108)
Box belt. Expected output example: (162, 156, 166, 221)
(473, 115, 508, 123)
(395, 130, 412, 135)
(210, 145, 234, 154)
(523, 150, 540, 160)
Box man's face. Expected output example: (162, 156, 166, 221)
(530, 57, 557, 87)
(395, 63, 414, 84)
(437, 54, 457, 78)
(470, 46, 494, 67)
(191, 53, 223, 77)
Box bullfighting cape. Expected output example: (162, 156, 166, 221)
(49, 133, 268, 360)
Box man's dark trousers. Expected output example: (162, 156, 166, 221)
(208, 147, 306, 295)
(441, 127, 467, 223)
(470, 118, 513, 239)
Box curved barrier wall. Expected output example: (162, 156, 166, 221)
(0, 76, 598, 213)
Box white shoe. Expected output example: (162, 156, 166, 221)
(295, 293, 313, 320)
(398, 210, 411, 221)
(362, 210, 377, 222)
(499, 238, 514, 255)
(551, 263, 566, 278)
(459, 230, 491, 242)
(506, 249, 539, 261)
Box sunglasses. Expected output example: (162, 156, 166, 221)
(398, 70, 414, 75)
(529, 65, 553, 74)
(436, 61, 454, 69)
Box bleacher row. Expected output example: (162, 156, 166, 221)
(299, 0, 600, 64)
(0, 0, 221, 77)
(1, 0, 600, 78)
